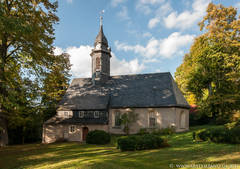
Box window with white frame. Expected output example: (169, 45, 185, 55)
(69, 125, 76, 133)
(79, 111, 84, 118)
(64, 112, 69, 118)
(114, 111, 121, 127)
(94, 111, 99, 118)
(149, 112, 156, 127)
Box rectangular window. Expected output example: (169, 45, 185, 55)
(115, 112, 121, 127)
(94, 111, 99, 118)
(149, 117, 156, 127)
(149, 112, 156, 127)
(79, 111, 84, 118)
(64, 112, 69, 117)
(69, 125, 76, 133)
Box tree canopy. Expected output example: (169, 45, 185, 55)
(175, 3, 240, 123)
(0, 0, 71, 144)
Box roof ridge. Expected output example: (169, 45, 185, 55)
(72, 72, 171, 80)
(110, 72, 171, 78)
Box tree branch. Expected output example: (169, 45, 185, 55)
(6, 46, 20, 59)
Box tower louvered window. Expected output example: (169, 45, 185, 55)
(96, 57, 100, 70)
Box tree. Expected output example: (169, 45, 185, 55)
(41, 53, 71, 121)
(175, 54, 197, 105)
(175, 3, 240, 123)
(120, 110, 138, 135)
(0, 0, 59, 143)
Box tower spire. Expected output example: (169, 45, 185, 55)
(100, 10, 104, 26)
(90, 11, 111, 84)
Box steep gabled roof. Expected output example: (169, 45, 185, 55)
(58, 72, 190, 110)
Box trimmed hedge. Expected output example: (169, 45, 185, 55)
(193, 125, 240, 144)
(86, 130, 111, 145)
(137, 127, 175, 136)
(117, 134, 168, 151)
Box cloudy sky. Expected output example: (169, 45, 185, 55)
(54, 0, 240, 79)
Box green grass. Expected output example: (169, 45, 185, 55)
(0, 125, 240, 169)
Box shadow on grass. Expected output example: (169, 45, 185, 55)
(0, 125, 240, 169)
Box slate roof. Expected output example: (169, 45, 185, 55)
(94, 25, 108, 47)
(57, 72, 190, 111)
(44, 116, 108, 125)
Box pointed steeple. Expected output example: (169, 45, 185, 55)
(94, 25, 108, 48)
(90, 11, 111, 84)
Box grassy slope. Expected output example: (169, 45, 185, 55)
(0, 125, 240, 169)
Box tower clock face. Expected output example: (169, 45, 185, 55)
(96, 44, 101, 49)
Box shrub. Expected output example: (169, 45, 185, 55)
(189, 110, 211, 126)
(151, 127, 175, 135)
(137, 128, 149, 135)
(226, 126, 240, 144)
(117, 136, 137, 151)
(117, 134, 167, 151)
(194, 125, 240, 144)
(195, 129, 211, 141)
(86, 130, 111, 145)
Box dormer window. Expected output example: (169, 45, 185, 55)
(94, 111, 99, 118)
(64, 112, 69, 118)
(79, 111, 84, 118)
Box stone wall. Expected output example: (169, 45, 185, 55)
(43, 107, 189, 143)
(109, 107, 189, 134)
(42, 124, 108, 143)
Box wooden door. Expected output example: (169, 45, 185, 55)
(82, 127, 89, 141)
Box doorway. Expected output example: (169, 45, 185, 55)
(82, 127, 89, 141)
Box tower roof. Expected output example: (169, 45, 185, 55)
(94, 25, 108, 47)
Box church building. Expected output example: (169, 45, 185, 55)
(42, 20, 190, 143)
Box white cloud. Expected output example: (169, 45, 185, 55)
(111, 53, 145, 75)
(54, 47, 64, 55)
(148, 18, 160, 29)
(143, 58, 159, 63)
(111, 0, 126, 7)
(159, 32, 194, 58)
(138, 0, 165, 5)
(147, 2, 172, 29)
(136, 0, 165, 15)
(115, 32, 195, 58)
(66, 0, 73, 4)
(117, 6, 130, 20)
(54, 45, 144, 78)
(143, 32, 152, 38)
(155, 2, 172, 17)
(164, 0, 210, 30)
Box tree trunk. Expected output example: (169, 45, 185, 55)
(0, 34, 9, 146)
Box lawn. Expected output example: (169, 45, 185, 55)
(0, 125, 240, 169)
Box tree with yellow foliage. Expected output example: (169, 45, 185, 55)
(175, 3, 240, 123)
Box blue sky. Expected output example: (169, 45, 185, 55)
(53, 0, 240, 79)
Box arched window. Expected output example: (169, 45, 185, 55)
(96, 57, 100, 70)
(180, 111, 186, 129)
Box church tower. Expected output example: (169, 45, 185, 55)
(90, 14, 111, 84)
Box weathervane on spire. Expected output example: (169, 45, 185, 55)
(100, 10, 105, 26)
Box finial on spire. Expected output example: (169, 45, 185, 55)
(100, 10, 105, 26)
